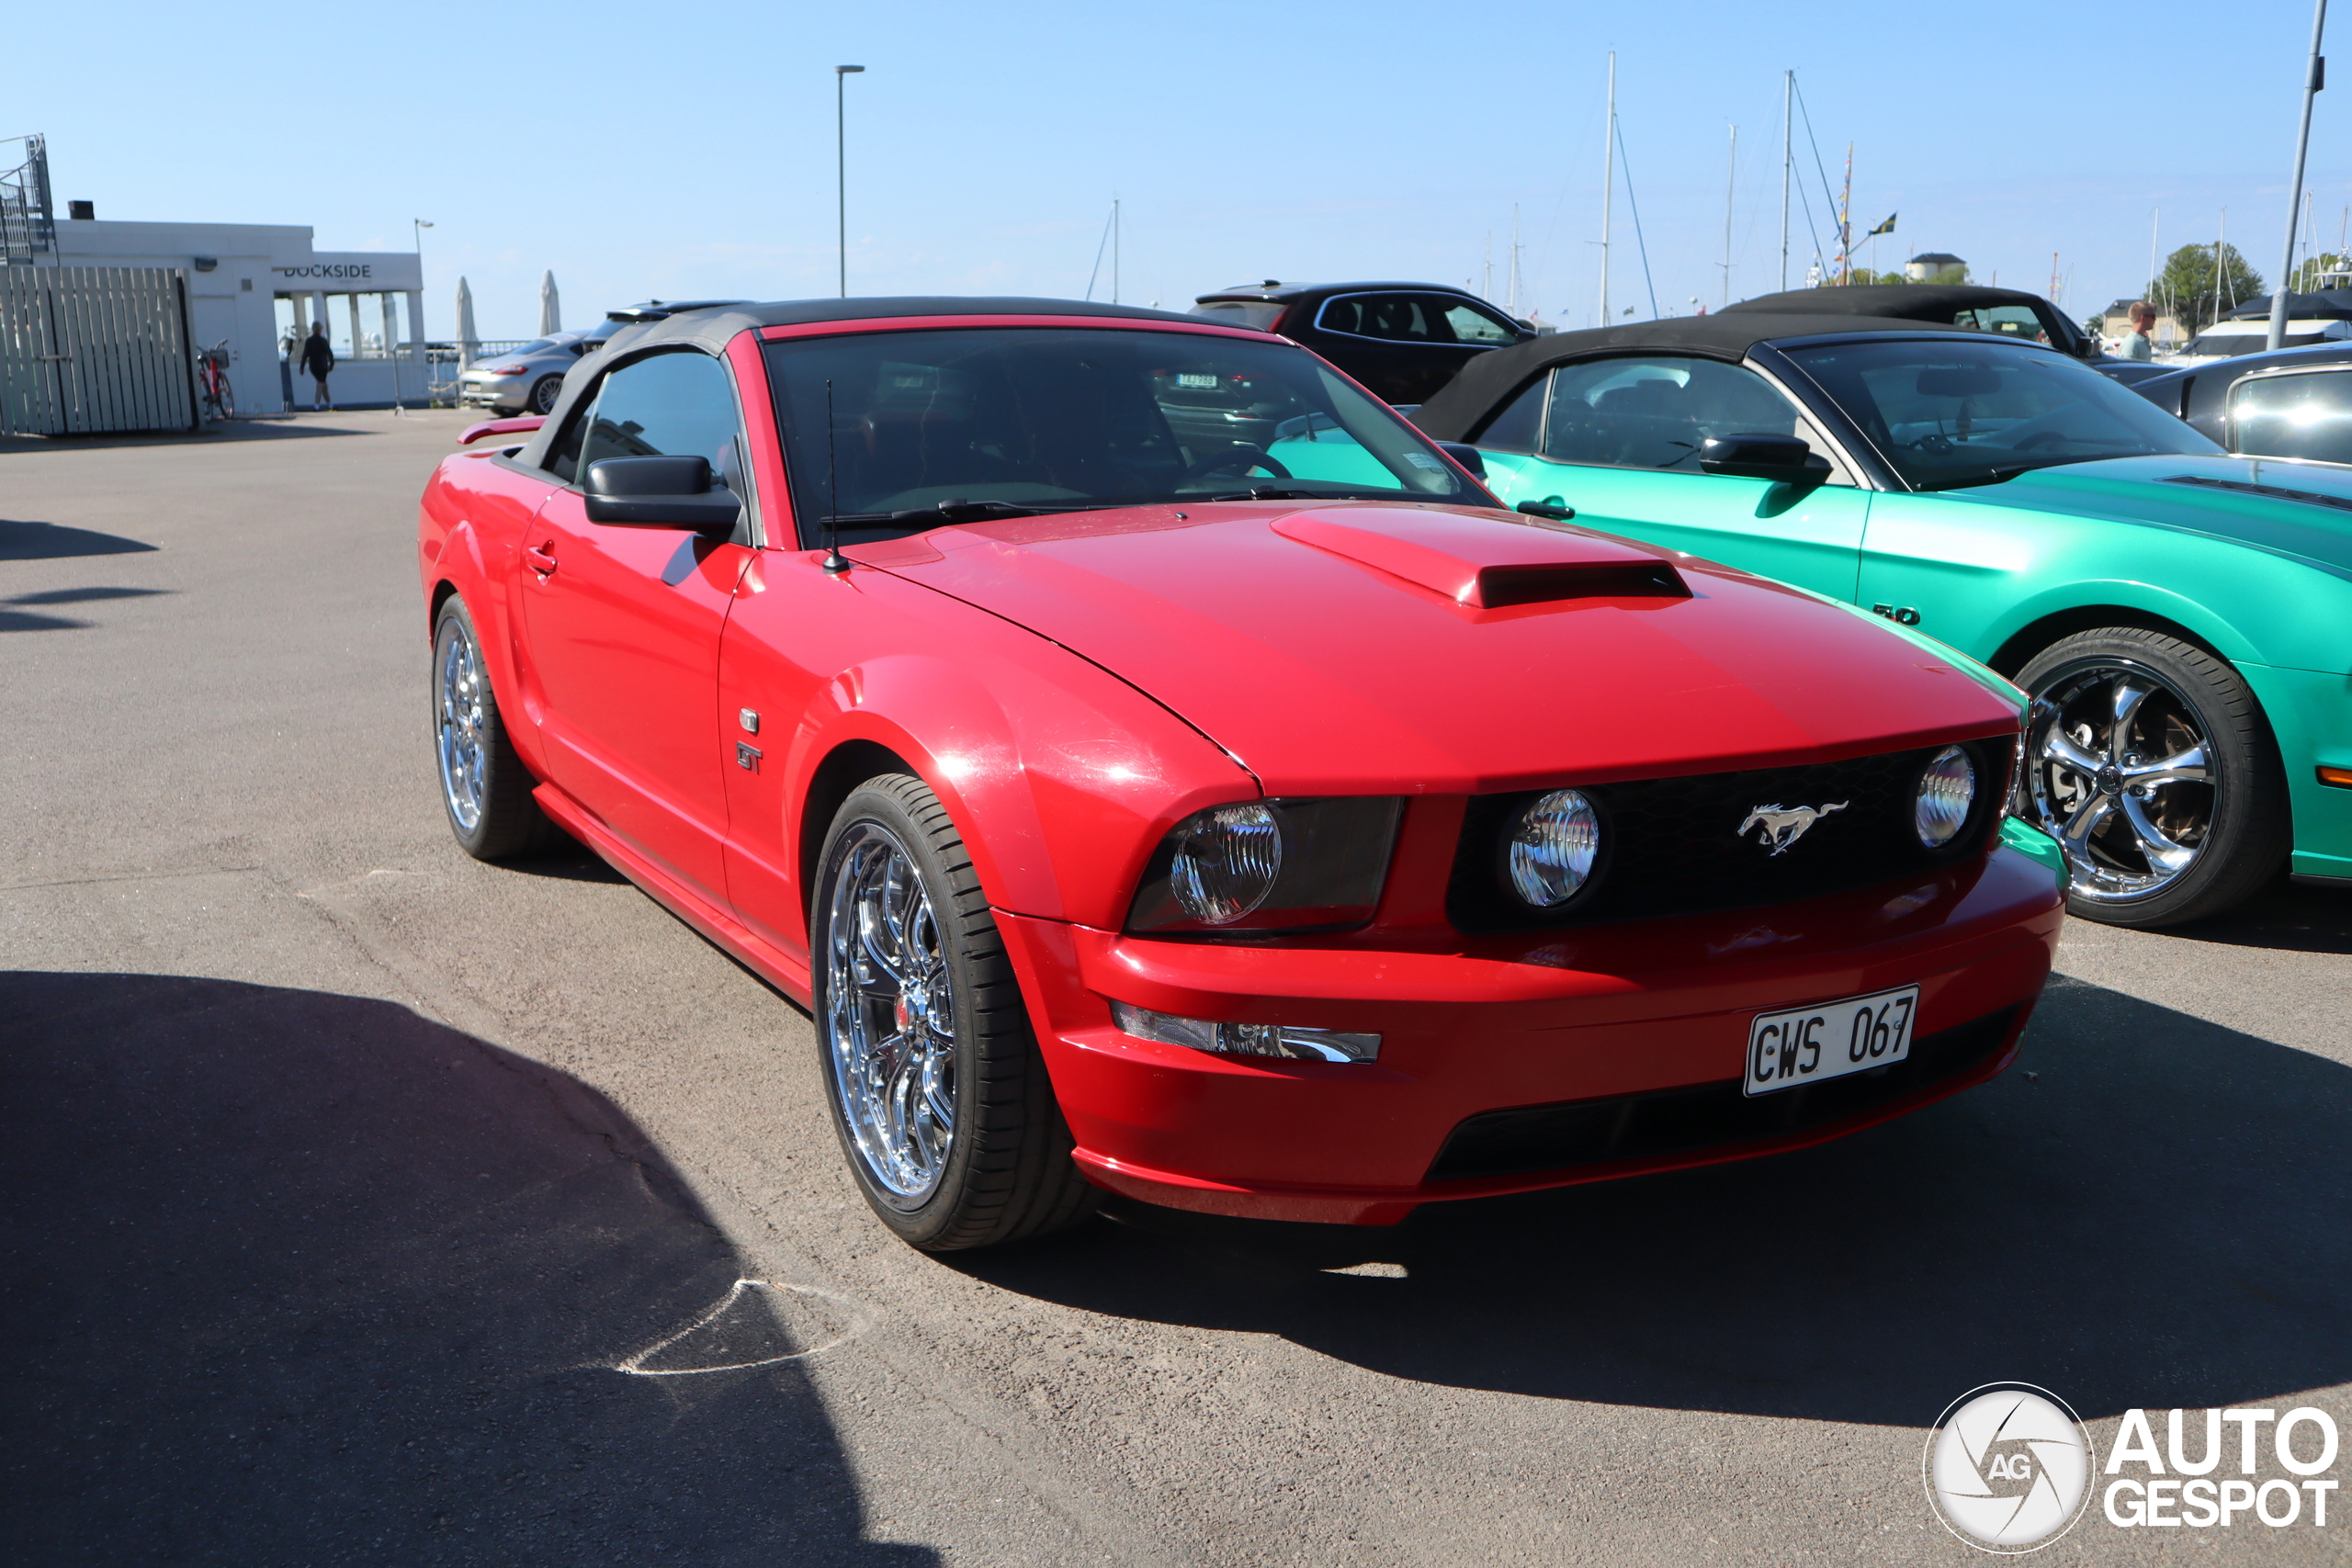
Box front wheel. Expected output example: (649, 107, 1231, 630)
(811, 774, 1098, 1250)
(2015, 627, 2288, 927)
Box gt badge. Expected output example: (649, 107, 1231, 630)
(1738, 802, 1847, 855)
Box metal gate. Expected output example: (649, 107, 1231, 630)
(0, 266, 198, 435)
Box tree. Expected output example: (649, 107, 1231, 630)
(2146, 243, 2263, 336)
(2290, 252, 2352, 292)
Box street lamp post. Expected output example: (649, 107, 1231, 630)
(2269, 0, 2329, 351)
(397, 220, 435, 421)
(834, 65, 865, 299)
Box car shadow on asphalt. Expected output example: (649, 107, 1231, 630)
(959, 976, 2352, 1426)
(2159, 877, 2352, 955)
(0, 971, 933, 1568)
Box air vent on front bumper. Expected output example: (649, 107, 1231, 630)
(1426, 1004, 2019, 1182)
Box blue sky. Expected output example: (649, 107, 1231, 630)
(16, 0, 2345, 337)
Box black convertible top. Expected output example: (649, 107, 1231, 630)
(1410, 312, 1963, 440)
(519, 296, 1237, 469)
(1723, 283, 2064, 325)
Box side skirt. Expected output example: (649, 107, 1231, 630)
(533, 782, 815, 1008)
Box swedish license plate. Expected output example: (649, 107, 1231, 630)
(1744, 985, 1917, 1097)
(1175, 372, 1217, 389)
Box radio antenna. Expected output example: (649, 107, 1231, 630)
(821, 377, 851, 574)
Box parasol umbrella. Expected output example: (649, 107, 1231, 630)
(539, 271, 561, 335)
(456, 276, 478, 368)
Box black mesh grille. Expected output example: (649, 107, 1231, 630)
(1447, 739, 2005, 933)
(1426, 1004, 2018, 1183)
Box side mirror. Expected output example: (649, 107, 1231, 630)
(1434, 441, 1487, 478)
(1698, 432, 1818, 480)
(582, 456, 741, 537)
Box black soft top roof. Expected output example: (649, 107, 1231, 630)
(518, 297, 1237, 469)
(1723, 283, 2064, 323)
(1410, 312, 1969, 439)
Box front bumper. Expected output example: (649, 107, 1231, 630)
(998, 837, 2064, 1224)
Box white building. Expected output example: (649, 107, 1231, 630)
(51, 214, 424, 413)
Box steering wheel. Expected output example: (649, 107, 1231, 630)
(1182, 446, 1293, 483)
(1903, 433, 1956, 455)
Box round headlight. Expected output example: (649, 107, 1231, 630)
(1508, 789, 1601, 908)
(1170, 804, 1283, 925)
(1915, 745, 1977, 848)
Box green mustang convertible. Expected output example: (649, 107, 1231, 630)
(1397, 312, 2352, 927)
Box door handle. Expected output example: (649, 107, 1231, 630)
(525, 541, 557, 576)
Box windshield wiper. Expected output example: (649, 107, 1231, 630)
(1914, 462, 2059, 491)
(1199, 485, 1398, 502)
(826, 498, 1110, 527)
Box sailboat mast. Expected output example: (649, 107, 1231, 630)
(1509, 203, 1521, 315)
(1112, 197, 1120, 305)
(1836, 143, 1852, 286)
(1722, 123, 1736, 307)
(1778, 71, 1792, 291)
(1598, 51, 1615, 325)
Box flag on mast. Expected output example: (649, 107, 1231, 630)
(1867, 213, 1896, 237)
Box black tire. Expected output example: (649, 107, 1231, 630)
(431, 595, 560, 861)
(2016, 626, 2288, 927)
(811, 774, 1098, 1250)
(528, 376, 563, 415)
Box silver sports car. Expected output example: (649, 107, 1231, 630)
(456, 328, 612, 415)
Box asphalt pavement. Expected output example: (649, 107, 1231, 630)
(5, 411, 2347, 1566)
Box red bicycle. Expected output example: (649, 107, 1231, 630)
(196, 340, 234, 421)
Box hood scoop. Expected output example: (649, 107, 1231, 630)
(1271, 507, 1687, 609)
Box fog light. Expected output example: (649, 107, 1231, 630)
(1914, 744, 1977, 848)
(1110, 1000, 1380, 1063)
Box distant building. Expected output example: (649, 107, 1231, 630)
(1905, 252, 1968, 284)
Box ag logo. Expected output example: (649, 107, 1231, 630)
(1924, 1384, 2097, 1552)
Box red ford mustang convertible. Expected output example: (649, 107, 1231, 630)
(417, 298, 2064, 1250)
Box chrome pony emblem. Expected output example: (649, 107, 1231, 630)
(1737, 802, 1848, 855)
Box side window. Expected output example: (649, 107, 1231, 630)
(577, 351, 743, 483)
(1318, 294, 1437, 343)
(1541, 355, 1809, 473)
(2229, 369, 2352, 461)
(1441, 302, 1519, 345)
(545, 387, 594, 483)
(1952, 305, 2049, 344)
(1474, 373, 1549, 452)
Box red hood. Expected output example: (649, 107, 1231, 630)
(858, 502, 2017, 795)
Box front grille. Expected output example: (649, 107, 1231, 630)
(1426, 1004, 2018, 1182)
(1446, 740, 2004, 932)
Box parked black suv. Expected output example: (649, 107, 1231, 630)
(1190, 281, 1535, 405)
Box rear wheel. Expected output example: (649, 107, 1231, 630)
(432, 595, 560, 861)
(529, 375, 563, 415)
(811, 774, 1097, 1250)
(2016, 627, 2287, 926)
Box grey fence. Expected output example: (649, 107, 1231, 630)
(0, 266, 197, 435)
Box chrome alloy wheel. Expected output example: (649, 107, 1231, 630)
(2025, 659, 2216, 905)
(823, 822, 958, 1206)
(435, 622, 491, 833)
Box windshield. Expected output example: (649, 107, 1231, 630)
(762, 326, 1479, 546)
(1780, 337, 2218, 491)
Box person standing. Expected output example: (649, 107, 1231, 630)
(2120, 301, 2157, 361)
(300, 322, 335, 410)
